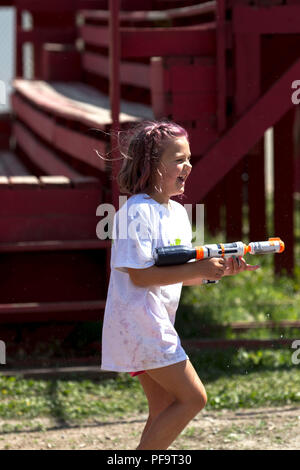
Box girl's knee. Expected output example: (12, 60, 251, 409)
(189, 389, 207, 413)
(149, 397, 176, 420)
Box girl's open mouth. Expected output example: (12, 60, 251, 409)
(177, 176, 185, 184)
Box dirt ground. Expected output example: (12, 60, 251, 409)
(0, 405, 299, 450)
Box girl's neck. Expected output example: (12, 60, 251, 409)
(146, 190, 170, 206)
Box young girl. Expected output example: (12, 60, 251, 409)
(101, 120, 259, 450)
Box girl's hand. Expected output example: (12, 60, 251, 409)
(195, 257, 226, 281)
(224, 256, 260, 276)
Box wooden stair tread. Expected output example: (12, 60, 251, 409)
(14, 79, 154, 128)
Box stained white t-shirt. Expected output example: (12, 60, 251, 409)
(101, 193, 193, 373)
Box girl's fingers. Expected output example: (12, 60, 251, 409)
(225, 257, 260, 274)
(245, 263, 260, 271)
(237, 257, 260, 271)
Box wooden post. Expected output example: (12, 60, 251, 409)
(216, 0, 226, 134)
(109, 0, 121, 211)
(273, 108, 295, 276)
(235, 32, 266, 242)
(205, 0, 226, 237)
(225, 160, 244, 241)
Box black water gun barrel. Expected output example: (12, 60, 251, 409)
(154, 245, 197, 266)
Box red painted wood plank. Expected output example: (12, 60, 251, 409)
(172, 92, 216, 121)
(150, 57, 170, 93)
(184, 56, 300, 203)
(13, 80, 151, 129)
(54, 124, 107, 172)
(235, 33, 265, 242)
(233, 5, 300, 34)
(121, 25, 216, 58)
(17, 28, 76, 44)
(42, 45, 82, 82)
(0, 239, 110, 253)
(235, 34, 260, 116)
(0, 187, 102, 216)
(150, 57, 170, 118)
(187, 118, 217, 155)
(0, 300, 105, 324)
(83, 52, 150, 88)
(120, 61, 150, 89)
(171, 65, 216, 92)
(14, 122, 82, 178)
(80, 2, 216, 22)
(203, 182, 223, 235)
(0, 217, 101, 243)
(0, 300, 106, 314)
(224, 160, 243, 241)
(13, 80, 78, 113)
(247, 142, 266, 242)
(13, 81, 110, 130)
(216, 0, 226, 132)
(11, 93, 55, 142)
(12, 93, 107, 172)
(80, 25, 109, 48)
(82, 53, 110, 79)
(0, 251, 107, 312)
(14, 0, 78, 12)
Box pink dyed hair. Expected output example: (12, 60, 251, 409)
(117, 120, 189, 195)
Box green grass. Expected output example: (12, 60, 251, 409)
(0, 348, 299, 431)
(176, 257, 300, 339)
(176, 196, 300, 339)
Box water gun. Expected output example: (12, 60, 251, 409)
(154, 237, 285, 283)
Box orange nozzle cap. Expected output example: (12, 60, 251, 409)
(268, 237, 285, 253)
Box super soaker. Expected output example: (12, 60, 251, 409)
(154, 237, 285, 266)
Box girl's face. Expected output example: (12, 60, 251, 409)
(150, 136, 192, 204)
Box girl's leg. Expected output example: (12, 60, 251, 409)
(137, 372, 176, 443)
(136, 359, 207, 450)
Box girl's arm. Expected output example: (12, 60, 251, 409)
(127, 258, 225, 288)
(182, 278, 204, 286)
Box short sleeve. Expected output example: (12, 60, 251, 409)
(111, 203, 155, 273)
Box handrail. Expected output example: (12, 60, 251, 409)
(80, 1, 216, 22)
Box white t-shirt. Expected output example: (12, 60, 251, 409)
(101, 193, 193, 373)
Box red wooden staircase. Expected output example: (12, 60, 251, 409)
(0, 0, 298, 364)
